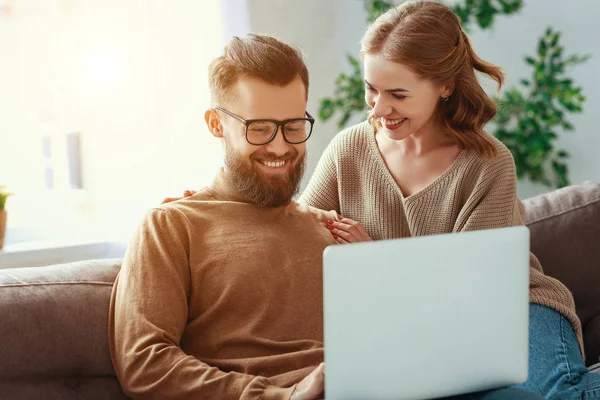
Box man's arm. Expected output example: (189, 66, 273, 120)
(108, 207, 297, 400)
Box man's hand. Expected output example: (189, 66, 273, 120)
(327, 217, 373, 244)
(161, 190, 196, 204)
(291, 362, 325, 400)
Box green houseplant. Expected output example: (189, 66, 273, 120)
(0, 185, 13, 250)
(493, 28, 589, 188)
(319, 0, 589, 189)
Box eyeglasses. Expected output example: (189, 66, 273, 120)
(214, 106, 315, 145)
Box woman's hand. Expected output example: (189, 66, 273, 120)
(327, 217, 373, 244)
(161, 190, 196, 204)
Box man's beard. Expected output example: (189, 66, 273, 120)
(224, 137, 306, 208)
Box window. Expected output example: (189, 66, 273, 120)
(0, 0, 224, 240)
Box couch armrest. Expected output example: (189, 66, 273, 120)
(523, 181, 600, 364)
(0, 259, 121, 380)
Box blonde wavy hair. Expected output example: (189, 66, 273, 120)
(361, 0, 503, 158)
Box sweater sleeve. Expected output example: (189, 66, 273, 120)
(299, 136, 340, 212)
(452, 148, 518, 233)
(450, 153, 546, 284)
(108, 207, 296, 400)
(452, 149, 547, 273)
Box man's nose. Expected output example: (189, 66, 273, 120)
(264, 126, 292, 156)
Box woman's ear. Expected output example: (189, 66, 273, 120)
(440, 82, 455, 99)
(205, 109, 223, 138)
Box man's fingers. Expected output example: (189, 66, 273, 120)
(318, 362, 325, 374)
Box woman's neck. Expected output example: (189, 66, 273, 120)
(376, 121, 457, 156)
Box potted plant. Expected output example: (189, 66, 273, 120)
(0, 185, 13, 250)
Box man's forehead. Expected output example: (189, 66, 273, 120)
(227, 76, 307, 120)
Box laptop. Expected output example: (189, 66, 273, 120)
(323, 227, 530, 400)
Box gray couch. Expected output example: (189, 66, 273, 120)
(1, 182, 599, 399)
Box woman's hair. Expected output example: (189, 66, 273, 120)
(361, 0, 503, 158)
(209, 34, 309, 106)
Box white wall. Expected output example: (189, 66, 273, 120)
(78, 0, 225, 232)
(461, 0, 600, 198)
(244, 0, 600, 198)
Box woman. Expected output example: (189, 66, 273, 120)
(300, 1, 600, 399)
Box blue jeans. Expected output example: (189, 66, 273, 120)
(512, 304, 600, 399)
(442, 388, 543, 399)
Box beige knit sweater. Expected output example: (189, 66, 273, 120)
(300, 121, 584, 356)
(109, 169, 336, 399)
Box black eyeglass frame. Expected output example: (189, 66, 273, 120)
(214, 106, 315, 145)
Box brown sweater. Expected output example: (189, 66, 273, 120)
(108, 169, 337, 399)
(300, 121, 584, 356)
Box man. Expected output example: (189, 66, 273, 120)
(108, 34, 331, 400)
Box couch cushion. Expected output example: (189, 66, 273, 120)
(0, 377, 127, 400)
(0, 259, 123, 382)
(523, 181, 600, 364)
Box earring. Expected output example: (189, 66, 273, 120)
(442, 96, 450, 102)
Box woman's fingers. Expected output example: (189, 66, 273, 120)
(329, 226, 358, 242)
(162, 190, 196, 205)
(161, 196, 183, 204)
(327, 218, 372, 242)
(334, 234, 349, 244)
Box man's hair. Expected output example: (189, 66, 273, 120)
(209, 34, 309, 106)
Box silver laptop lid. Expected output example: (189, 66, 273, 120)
(323, 227, 530, 400)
